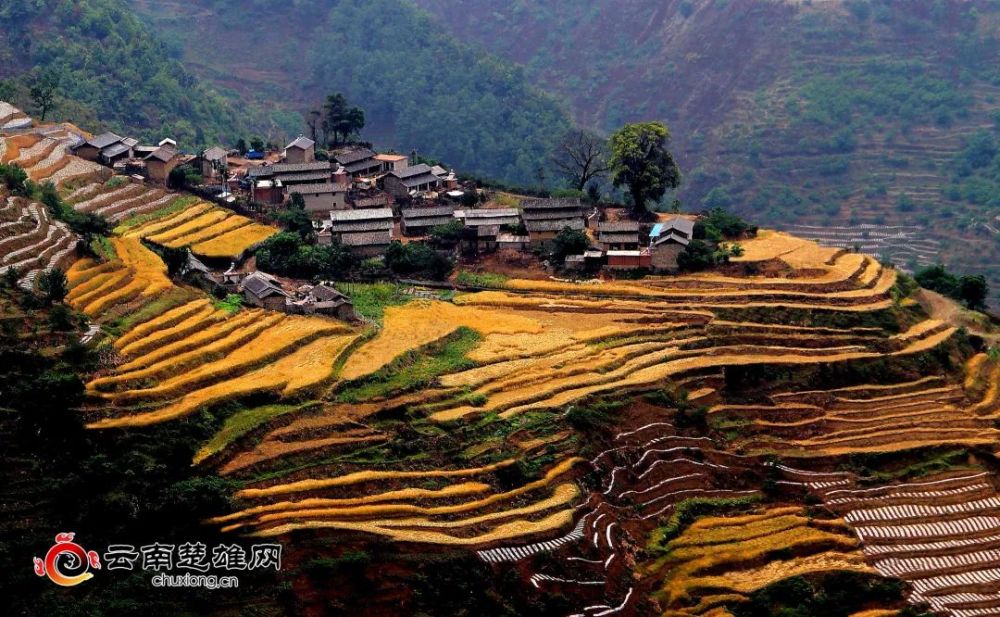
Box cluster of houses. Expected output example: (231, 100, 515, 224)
(77, 131, 699, 274)
(187, 253, 357, 320)
(73, 132, 189, 184)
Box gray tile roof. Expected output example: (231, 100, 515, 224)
(242, 271, 288, 299)
(598, 220, 640, 233)
(339, 230, 393, 246)
(285, 136, 315, 151)
(100, 142, 131, 159)
(247, 162, 331, 178)
(86, 132, 123, 149)
(274, 171, 334, 184)
(401, 205, 455, 219)
(330, 207, 394, 222)
(203, 146, 228, 161)
(391, 163, 434, 179)
(521, 197, 583, 210)
(289, 183, 350, 195)
(334, 148, 376, 165)
(343, 158, 383, 174)
(660, 216, 695, 237)
(525, 218, 586, 232)
(145, 146, 178, 163)
(353, 195, 391, 208)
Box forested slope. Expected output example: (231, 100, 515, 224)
(129, 0, 573, 184)
(0, 0, 244, 146)
(413, 0, 1000, 301)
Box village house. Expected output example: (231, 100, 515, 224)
(200, 146, 228, 180)
(521, 198, 587, 245)
(497, 233, 530, 251)
(649, 217, 695, 272)
(239, 271, 289, 311)
(252, 179, 284, 206)
(606, 249, 652, 270)
(375, 153, 410, 173)
(283, 136, 316, 164)
(335, 149, 382, 177)
(145, 145, 183, 184)
(400, 205, 457, 236)
(598, 220, 641, 251)
(381, 163, 443, 199)
(100, 137, 140, 166)
(456, 208, 521, 253)
(73, 132, 127, 161)
(287, 283, 356, 320)
(321, 208, 394, 256)
(291, 182, 351, 218)
(352, 194, 392, 209)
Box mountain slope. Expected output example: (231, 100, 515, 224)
(413, 0, 1000, 301)
(0, 0, 244, 145)
(128, 0, 573, 184)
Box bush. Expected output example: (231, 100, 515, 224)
(384, 241, 453, 280)
(255, 232, 354, 279)
(550, 227, 589, 264)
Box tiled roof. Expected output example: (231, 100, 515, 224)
(658, 216, 695, 236)
(289, 183, 350, 195)
(247, 162, 331, 178)
(203, 146, 228, 161)
(521, 197, 583, 210)
(334, 148, 376, 165)
(525, 218, 586, 232)
(285, 135, 315, 150)
(401, 205, 455, 219)
(339, 230, 393, 246)
(145, 146, 178, 163)
(598, 220, 640, 233)
(330, 207, 394, 222)
(86, 132, 123, 149)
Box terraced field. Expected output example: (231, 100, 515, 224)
(0, 193, 78, 290)
(11, 128, 989, 614)
(1, 126, 275, 258)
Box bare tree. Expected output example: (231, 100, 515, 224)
(551, 129, 609, 191)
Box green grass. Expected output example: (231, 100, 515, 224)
(212, 293, 243, 315)
(335, 327, 481, 403)
(455, 270, 508, 288)
(104, 287, 194, 337)
(193, 402, 316, 464)
(90, 236, 116, 260)
(646, 495, 763, 554)
(114, 195, 199, 234)
(334, 282, 410, 322)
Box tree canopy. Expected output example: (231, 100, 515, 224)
(608, 122, 682, 215)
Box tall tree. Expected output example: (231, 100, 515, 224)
(322, 93, 365, 145)
(38, 268, 68, 304)
(551, 129, 609, 191)
(29, 70, 59, 121)
(608, 122, 681, 216)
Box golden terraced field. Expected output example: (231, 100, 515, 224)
(57, 216, 999, 616)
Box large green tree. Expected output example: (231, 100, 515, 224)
(322, 93, 366, 146)
(608, 122, 681, 215)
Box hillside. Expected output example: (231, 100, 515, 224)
(0, 0, 247, 146)
(412, 0, 1000, 301)
(6, 111, 1000, 613)
(127, 0, 573, 185)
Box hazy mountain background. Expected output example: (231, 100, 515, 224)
(412, 0, 1000, 295)
(1, 0, 998, 297)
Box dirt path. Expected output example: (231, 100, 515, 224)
(916, 288, 998, 344)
